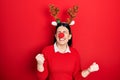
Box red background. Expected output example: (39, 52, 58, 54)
(0, 0, 120, 80)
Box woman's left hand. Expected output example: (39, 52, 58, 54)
(88, 62, 99, 72)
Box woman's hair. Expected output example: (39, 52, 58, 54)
(54, 22, 72, 46)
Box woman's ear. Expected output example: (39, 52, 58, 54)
(68, 34, 72, 40)
(55, 33, 57, 38)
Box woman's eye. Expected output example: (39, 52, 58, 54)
(63, 31, 67, 34)
(57, 31, 61, 34)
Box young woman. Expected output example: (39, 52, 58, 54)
(35, 22, 99, 80)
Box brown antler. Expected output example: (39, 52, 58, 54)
(49, 4, 60, 21)
(67, 5, 79, 24)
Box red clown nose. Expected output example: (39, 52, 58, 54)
(58, 33, 64, 38)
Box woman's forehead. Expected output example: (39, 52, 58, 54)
(57, 26, 68, 31)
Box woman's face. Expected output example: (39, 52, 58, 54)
(55, 26, 72, 45)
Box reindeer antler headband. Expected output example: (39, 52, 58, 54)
(49, 4, 79, 26)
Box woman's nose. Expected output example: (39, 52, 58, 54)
(58, 33, 64, 38)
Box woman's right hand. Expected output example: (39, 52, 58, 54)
(35, 54, 45, 65)
(35, 54, 45, 72)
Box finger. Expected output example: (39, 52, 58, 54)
(39, 58, 44, 62)
(96, 64, 99, 69)
(39, 55, 45, 61)
(93, 62, 96, 65)
(40, 54, 44, 56)
(35, 54, 41, 58)
(40, 57, 45, 61)
(35, 55, 39, 59)
(36, 55, 45, 62)
(37, 57, 45, 63)
(37, 54, 44, 58)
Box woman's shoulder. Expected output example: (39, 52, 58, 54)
(42, 45, 54, 52)
(41, 45, 54, 58)
(70, 47, 80, 55)
(70, 46, 78, 52)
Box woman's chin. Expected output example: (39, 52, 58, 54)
(57, 41, 67, 45)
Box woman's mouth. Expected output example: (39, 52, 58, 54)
(59, 38, 65, 41)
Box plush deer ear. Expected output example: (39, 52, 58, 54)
(51, 21, 57, 26)
(69, 20, 75, 26)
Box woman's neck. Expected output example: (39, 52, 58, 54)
(56, 43, 67, 53)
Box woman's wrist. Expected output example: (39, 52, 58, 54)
(87, 68, 91, 73)
(81, 69, 91, 78)
(37, 64, 44, 72)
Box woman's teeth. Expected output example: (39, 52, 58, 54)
(60, 38, 64, 41)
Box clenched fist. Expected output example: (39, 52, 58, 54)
(35, 54, 45, 72)
(88, 62, 99, 72)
